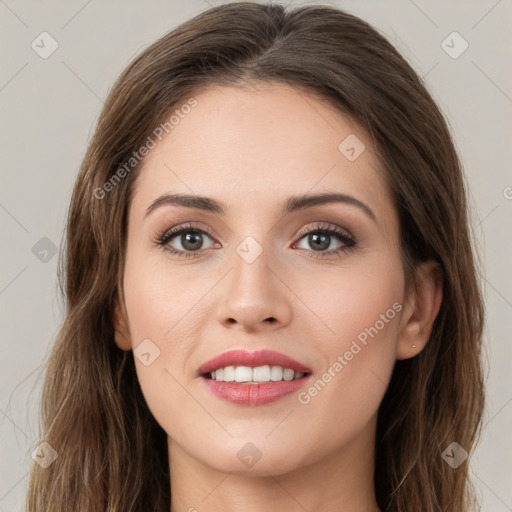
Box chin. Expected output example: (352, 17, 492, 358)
(202, 443, 307, 477)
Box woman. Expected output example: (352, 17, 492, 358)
(26, 2, 485, 511)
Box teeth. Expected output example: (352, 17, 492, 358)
(283, 368, 295, 381)
(208, 365, 305, 383)
(270, 366, 283, 381)
(223, 366, 235, 382)
(235, 366, 252, 383)
(253, 365, 270, 382)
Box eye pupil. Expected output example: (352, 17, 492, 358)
(309, 233, 329, 251)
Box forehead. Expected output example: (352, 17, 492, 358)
(130, 83, 396, 231)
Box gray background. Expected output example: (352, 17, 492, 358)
(1, 0, 511, 510)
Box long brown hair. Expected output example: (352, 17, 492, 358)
(25, 2, 485, 511)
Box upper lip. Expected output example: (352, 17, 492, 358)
(197, 349, 312, 376)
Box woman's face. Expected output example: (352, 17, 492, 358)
(114, 82, 415, 476)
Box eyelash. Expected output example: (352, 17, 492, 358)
(154, 222, 356, 259)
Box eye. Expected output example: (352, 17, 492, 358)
(155, 223, 217, 258)
(293, 223, 356, 258)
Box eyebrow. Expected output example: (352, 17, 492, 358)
(145, 191, 377, 224)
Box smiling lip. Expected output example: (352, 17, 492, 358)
(197, 349, 313, 406)
(201, 377, 312, 406)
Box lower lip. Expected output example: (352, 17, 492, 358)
(201, 375, 311, 406)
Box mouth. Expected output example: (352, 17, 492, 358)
(202, 365, 310, 384)
(197, 349, 313, 406)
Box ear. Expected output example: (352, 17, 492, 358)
(113, 296, 132, 351)
(396, 261, 443, 360)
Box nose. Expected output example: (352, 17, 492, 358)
(215, 245, 292, 333)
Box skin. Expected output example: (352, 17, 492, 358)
(113, 82, 442, 512)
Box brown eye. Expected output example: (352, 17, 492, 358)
(294, 224, 356, 258)
(156, 224, 217, 258)
(175, 230, 205, 251)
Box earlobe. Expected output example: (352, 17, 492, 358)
(396, 261, 443, 360)
(113, 298, 132, 351)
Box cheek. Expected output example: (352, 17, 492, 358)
(120, 255, 198, 418)
(123, 253, 205, 344)
(295, 249, 404, 349)
(294, 256, 404, 429)
(292, 257, 403, 400)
